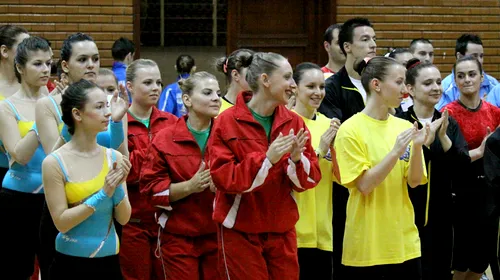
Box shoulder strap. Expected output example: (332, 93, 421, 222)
(51, 153, 69, 182)
(4, 100, 21, 121)
(48, 96, 63, 123)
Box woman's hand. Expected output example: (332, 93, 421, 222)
(412, 121, 430, 147)
(317, 119, 341, 156)
(188, 162, 212, 194)
(290, 128, 309, 163)
(392, 128, 414, 158)
(266, 132, 295, 164)
(110, 84, 130, 122)
(49, 79, 68, 96)
(103, 162, 124, 197)
(437, 109, 449, 139)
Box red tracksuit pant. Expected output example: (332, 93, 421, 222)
(120, 222, 168, 280)
(217, 224, 299, 280)
(162, 232, 218, 280)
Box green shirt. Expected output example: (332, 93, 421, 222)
(128, 110, 150, 128)
(250, 109, 274, 139)
(187, 121, 211, 155)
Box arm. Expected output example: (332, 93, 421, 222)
(208, 123, 282, 194)
(112, 152, 131, 225)
(116, 116, 129, 157)
(354, 150, 400, 195)
(407, 144, 425, 188)
(36, 97, 61, 155)
(42, 156, 95, 233)
(484, 132, 500, 205)
(0, 104, 40, 165)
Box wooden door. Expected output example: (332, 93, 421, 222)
(226, 0, 336, 67)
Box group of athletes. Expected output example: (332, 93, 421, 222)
(0, 15, 498, 280)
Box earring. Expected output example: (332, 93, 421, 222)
(376, 88, 380, 92)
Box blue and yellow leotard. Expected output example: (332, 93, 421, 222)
(2, 100, 46, 194)
(52, 148, 121, 258)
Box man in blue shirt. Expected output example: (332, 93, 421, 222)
(158, 54, 196, 117)
(436, 34, 499, 110)
(112, 37, 135, 103)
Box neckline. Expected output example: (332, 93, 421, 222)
(457, 99, 482, 112)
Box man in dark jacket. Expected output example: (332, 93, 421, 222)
(318, 17, 377, 279)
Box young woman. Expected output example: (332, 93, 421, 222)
(292, 62, 341, 279)
(120, 59, 177, 280)
(215, 48, 254, 112)
(97, 68, 119, 97)
(42, 79, 131, 280)
(36, 33, 128, 279)
(0, 25, 30, 186)
(140, 71, 220, 279)
(208, 52, 321, 280)
(0, 36, 51, 279)
(396, 58, 470, 280)
(158, 54, 196, 117)
(334, 57, 428, 280)
(442, 56, 500, 280)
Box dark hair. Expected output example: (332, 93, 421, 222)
(409, 38, 433, 53)
(353, 56, 401, 94)
(293, 62, 322, 85)
(61, 33, 94, 62)
(453, 55, 483, 76)
(176, 54, 195, 75)
(455, 34, 482, 57)
(0, 25, 28, 51)
(61, 79, 99, 135)
(14, 36, 51, 83)
(324, 24, 342, 43)
(240, 52, 286, 92)
(338, 18, 373, 56)
(405, 58, 438, 86)
(178, 71, 217, 96)
(216, 49, 255, 83)
(388, 48, 410, 59)
(111, 37, 135, 61)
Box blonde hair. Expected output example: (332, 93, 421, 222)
(178, 71, 217, 96)
(126, 59, 158, 82)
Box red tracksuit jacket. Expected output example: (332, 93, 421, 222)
(140, 116, 217, 236)
(127, 107, 177, 225)
(208, 91, 321, 234)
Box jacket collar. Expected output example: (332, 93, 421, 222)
(172, 115, 214, 142)
(127, 106, 172, 126)
(337, 66, 357, 89)
(112, 61, 127, 70)
(233, 91, 293, 129)
(406, 105, 441, 129)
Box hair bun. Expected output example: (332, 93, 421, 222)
(406, 58, 421, 70)
(354, 57, 372, 76)
(240, 53, 253, 68)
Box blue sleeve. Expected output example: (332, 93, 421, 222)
(167, 88, 179, 117)
(487, 85, 500, 107)
(158, 88, 168, 112)
(108, 120, 124, 149)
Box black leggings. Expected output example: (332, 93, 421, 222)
(345, 258, 422, 280)
(50, 252, 122, 280)
(0, 188, 44, 279)
(298, 248, 333, 280)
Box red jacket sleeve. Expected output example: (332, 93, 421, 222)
(126, 140, 146, 185)
(285, 126, 322, 192)
(208, 123, 283, 194)
(139, 139, 173, 210)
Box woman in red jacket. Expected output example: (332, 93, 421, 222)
(140, 71, 221, 280)
(208, 52, 321, 280)
(119, 59, 177, 280)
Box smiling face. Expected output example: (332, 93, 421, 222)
(18, 49, 52, 87)
(296, 68, 325, 110)
(408, 66, 442, 107)
(127, 65, 162, 107)
(455, 60, 483, 98)
(346, 26, 377, 59)
(64, 40, 100, 83)
(183, 78, 221, 118)
(265, 58, 296, 105)
(377, 64, 408, 108)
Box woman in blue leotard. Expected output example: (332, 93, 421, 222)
(35, 33, 129, 279)
(0, 36, 51, 279)
(43, 79, 131, 280)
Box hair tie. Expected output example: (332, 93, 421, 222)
(407, 60, 421, 70)
(223, 58, 228, 74)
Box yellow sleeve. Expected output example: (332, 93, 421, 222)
(334, 129, 371, 188)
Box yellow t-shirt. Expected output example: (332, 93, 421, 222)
(0, 94, 5, 101)
(334, 112, 426, 267)
(220, 97, 234, 114)
(293, 112, 334, 252)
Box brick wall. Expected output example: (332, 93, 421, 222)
(336, 0, 500, 79)
(0, 0, 134, 68)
